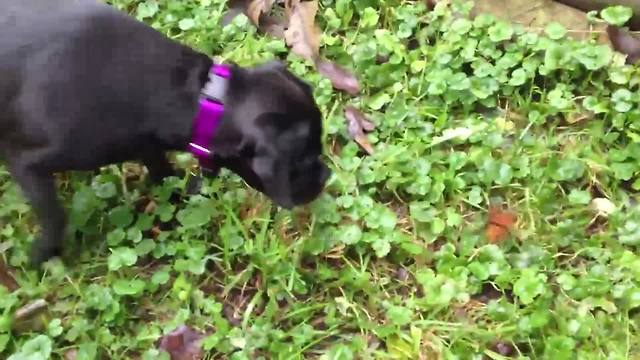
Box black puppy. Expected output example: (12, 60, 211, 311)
(0, 0, 330, 266)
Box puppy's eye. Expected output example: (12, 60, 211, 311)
(238, 143, 255, 158)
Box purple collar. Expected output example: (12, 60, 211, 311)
(188, 64, 231, 170)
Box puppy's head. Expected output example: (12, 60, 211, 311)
(209, 61, 330, 208)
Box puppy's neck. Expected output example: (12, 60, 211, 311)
(188, 64, 231, 170)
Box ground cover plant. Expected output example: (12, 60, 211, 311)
(1, 0, 640, 358)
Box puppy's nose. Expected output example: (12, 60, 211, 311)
(319, 164, 331, 184)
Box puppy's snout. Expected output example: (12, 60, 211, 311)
(319, 163, 331, 185)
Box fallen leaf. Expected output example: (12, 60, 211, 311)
(485, 207, 516, 243)
(64, 349, 77, 360)
(12, 299, 50, 333)
(589, 197, 616, 217)
(344, 106, 376, 155)
(0, 257, 18, 291)
(284, 0, 321, 61)
(259, 13, 286, 38)
(222, 0, 284, 38)
(14, 299, 48, 320)
(246, 0, 276, 26)
(157, 325, 204, 360)
(315, 59, 360, 95)
(470, 0, 609, 42)
(607, 26, 640, 64)
(222, 0, 246, 26)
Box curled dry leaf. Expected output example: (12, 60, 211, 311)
(607, 26, 640, 64)
(344, 106, 376, 155)
(0, 257, 18, 291)
(590, 197, 616, 217)
(12, 299, 50, 333)
(157, 325, 205, 360)
(246, 0, 276, 26)
(284, 0, 321, 61)
(223, 0, 284, 38)
(315, 59, 360, 95)
(486, 207, 516, 243)
(223, 0, 274, 26)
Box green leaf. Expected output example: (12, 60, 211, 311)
(574, 45, 612, 70)
(431, 217, 445, 234)
(601, 5, 633, 26)
(152, 269, 171, 285)
(108, 247, 138, 271)
(176, 204, 215, 228)
(10, 335, 52, 360)
(544, 22, 567, 40)
(0, 334, 8, 352)
(372, 238, 391, 258)
(178, 18, 195, 30)
(612, 88, 633, 112)
(76, 343, 98, 360)
(488, 21, 513, 42)
(568, 189, 591, 205)
(92, 181, 117, 199)
(135, 239, 156, 255)
(341, 224, 363, 245)
(451, 18, 472, 34)
(47, 319, 63, 338)
(136, 0, 158, 19)
(508, 68, 527, 86)
(611, 162, 636, 180)
(544, 336, 576, 359)
(513, 269, 547, 305)
(113, 279, 146, 296)
(359, 7, 379, 28)
(368, 92, 391, 110)
(109, 206, 134, 228)
(386, 305, 413, 326)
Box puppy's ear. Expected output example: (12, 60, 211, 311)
(259, 59, 287, 72)
(210, 119, 255, 159)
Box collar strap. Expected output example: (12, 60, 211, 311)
(189, 64, 231, 170)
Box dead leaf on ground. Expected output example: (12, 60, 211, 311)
(157, 325, 205, 360)
(344, 106, 376, 155)
(607, 26, 640, 64)
(470, 0, 609, 42)
(246, 0, 276, 25)
(0, 257, 18, 291)
(12, 299, 50, 333)
(223, 0, 285, 38)
(224, 0, 274, 26)
(284, 0, 321, 61)
(64, 349, 78, 360)
(485, 207, 516, 243)
(315, 59, 361, 95)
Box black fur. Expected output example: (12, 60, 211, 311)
(0, 0, 329, 266)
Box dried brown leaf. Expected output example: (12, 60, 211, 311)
(157, 325, 205, 360)
(284, 0, 321, 61)
(315, 59, 360, 95)
(12, 299, 50, 333)
(14, 299, 48, 321)
(223, 0, 283, 38)
(486, 207, 516, 243)
(0, 257, 18, 291)
(260, 14, 286, 38)
(344, 106, 376, 155)
(607, 26, 640, 64)
(246, 0, 276, 25)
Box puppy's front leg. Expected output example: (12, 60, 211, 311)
(10, 165, 66, 266)
(143, 152, 176, 184)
